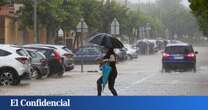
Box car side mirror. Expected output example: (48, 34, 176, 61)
(195, 51, 198, 54)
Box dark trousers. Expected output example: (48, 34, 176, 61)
(97, 73, 118, 96)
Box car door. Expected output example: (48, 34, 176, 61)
(27, 50, 43, 70)
(0, 49, 12, 67)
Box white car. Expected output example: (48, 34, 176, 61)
(0, 45, 31, 85)
(124, 44, 138, 59)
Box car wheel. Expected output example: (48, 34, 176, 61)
(162, 64, 170, 73)
(164, 68, 170, 73)
(0, 69, 20, 86)
(127, 55, 132, 60)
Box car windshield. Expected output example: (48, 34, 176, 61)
(165, 46, 194, 54)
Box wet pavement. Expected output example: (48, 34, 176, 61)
(0, 47, 208, 96)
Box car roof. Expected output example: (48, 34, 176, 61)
(166, 43, 191, 47)
(25, 44, 65, 48)
(0, 44, 22, 53)
(0, 44, 20, 49)
(25, 48, 37, 52)
(23, 46, 54, 50)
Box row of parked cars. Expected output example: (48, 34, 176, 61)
(73, 44, 138, 64)
(0, 43, 139, 86)
(0, 44, 74, 86)
(134, 39, 185, 55)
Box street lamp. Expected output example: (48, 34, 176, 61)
(132, 27, 137, 43)
(76, 18, 88, 72)
(33, 0, 38, 43)
(145, 23, 151, 39)
(145, 23, 151, 55)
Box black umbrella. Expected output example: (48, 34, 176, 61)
(88, 33, 124, 49)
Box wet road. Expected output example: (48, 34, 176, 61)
(0, 47, 208, 96)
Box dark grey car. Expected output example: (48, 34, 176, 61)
(74, 47, 104, 64)
(26, 49, 49, 79)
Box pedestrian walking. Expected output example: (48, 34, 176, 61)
(88, 33, 123, 96)
(97, 48, 118, 96)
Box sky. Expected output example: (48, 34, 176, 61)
(128, 0, 190, 7)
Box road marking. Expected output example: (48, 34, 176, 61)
(122, 73, 157, 91)
(133, 73, 157, 85)
(171, 80, 179, 84)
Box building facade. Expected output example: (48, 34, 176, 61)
(0, 4, 47, 44)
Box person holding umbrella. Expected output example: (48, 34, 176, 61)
(97, 48, 118, 96)
(89, 33, 123, 96)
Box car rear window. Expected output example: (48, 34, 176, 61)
(16, 49, 28, 56)
(27, 51, 38, 58)
(0, 49, 11, 56)
(165, 46, 194, 54)
(37, 49, 53, 58)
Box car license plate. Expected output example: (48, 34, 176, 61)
(174, 56, 184, 59)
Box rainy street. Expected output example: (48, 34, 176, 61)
(0, 46, 207, 96)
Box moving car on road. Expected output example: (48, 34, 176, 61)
(162, 43, 198, 72)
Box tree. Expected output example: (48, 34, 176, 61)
(0, 0, 8, 5)
(17, 0, 82, 42)
(128, 0, 200, 39)
(77, 0, 103, 32)
(155, 0, 199, 37)
(15, 0, 166, 43)
(189, 0, 208, 37)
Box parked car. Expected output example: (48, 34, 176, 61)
(41, 45, 74, 71)
(25, 44, 74, 71)
(124, 44, 138, 59)
(0, 45, 30, 85)
(23, 46, 64, 77)
(162, 43, 198, 72)
(25, 49, 49, 79)
(115, 48, 127, 61)
(136, 39, 161, 55)
(74, 47, 104, 64)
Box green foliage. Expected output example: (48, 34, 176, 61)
(128, 0, 200, 38)
(189, 0, 208, 37)
(0, 0, 8, 5)
(14, 0, 164, 41)
(156, 0, 199, 37)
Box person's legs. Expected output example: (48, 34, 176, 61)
(108, 74, 118, 96)
(97, 76, 102, 96)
